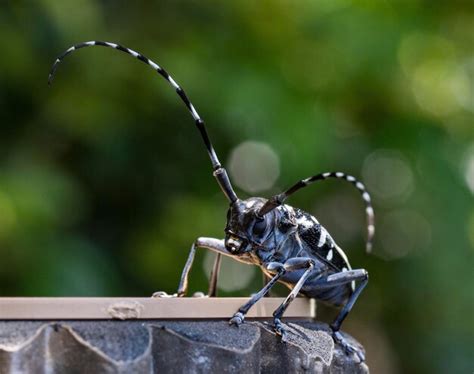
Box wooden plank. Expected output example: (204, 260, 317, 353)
(0, 297, 315, 320)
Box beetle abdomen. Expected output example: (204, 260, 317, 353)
(302, 283, 352, 307)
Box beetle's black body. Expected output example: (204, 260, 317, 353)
(226, 198, 355, 304)
(49, 41, 374, 362)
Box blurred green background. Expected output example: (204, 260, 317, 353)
(0, 1, 473, 372)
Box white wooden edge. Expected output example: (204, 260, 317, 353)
(0, 297, 315, 320)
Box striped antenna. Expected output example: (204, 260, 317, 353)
(49, 41, 238, 203)
(258, 172, 375, 253)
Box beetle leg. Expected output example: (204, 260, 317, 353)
(271, 258, 315, 340)
(313, 269, 368, 331)
(229, 262, 286, 327)
(151, 237, 231, 298)
(332, 274, 368, 362)
(207, 253, 222, 297)
(313, 269, 369, 362)
(178, 237, 233, 297)
(263, 273, 273, 297)
(229, 258, 316, 331)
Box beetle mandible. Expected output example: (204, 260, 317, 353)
(49, 41, 375, 362)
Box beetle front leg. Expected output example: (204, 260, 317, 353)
(208, 253, 222, 297)
(152, 237, 231, 298)
(177, 237, 232, 296)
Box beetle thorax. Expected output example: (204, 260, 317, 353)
(224, 197, 274, 254)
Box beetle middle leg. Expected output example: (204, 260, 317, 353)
(271, 258, 315, 340)
(229, 262, 286, 326)
(229, 257, 316, 336)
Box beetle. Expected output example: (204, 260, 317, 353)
(49, 41, 374, 362)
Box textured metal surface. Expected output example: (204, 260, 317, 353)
(0, 321, 368, 373)
(0, 297, 314, 320)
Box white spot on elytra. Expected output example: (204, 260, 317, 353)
(318, 228, 327, 247)
(326, 249, 333, 261)
(297, 215, 313, 229)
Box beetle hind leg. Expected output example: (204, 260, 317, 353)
(330, 275, 368, 363)
(314, 269, 369, 362)
(333, 330, 366, 363)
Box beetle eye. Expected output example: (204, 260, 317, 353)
(252, 218, 267, 235)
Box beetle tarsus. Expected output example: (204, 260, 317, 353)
(151, 291, 178, 298)
(229, 312, 245, 327)
(274, 318, 287, 341)
(332, 330, 365, 363)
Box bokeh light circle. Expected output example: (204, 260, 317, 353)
(203, 252, 256, 292)
(228, 141, 280, 193)
(463, 144, 474, 195)
(377, 210, 432, 260)
(362, 149, 414, 203)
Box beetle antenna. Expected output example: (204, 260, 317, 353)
(48, 41, 238, 203)
(258, 172, 375, 253)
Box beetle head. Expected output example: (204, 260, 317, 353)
(224, 197, 274, 254)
